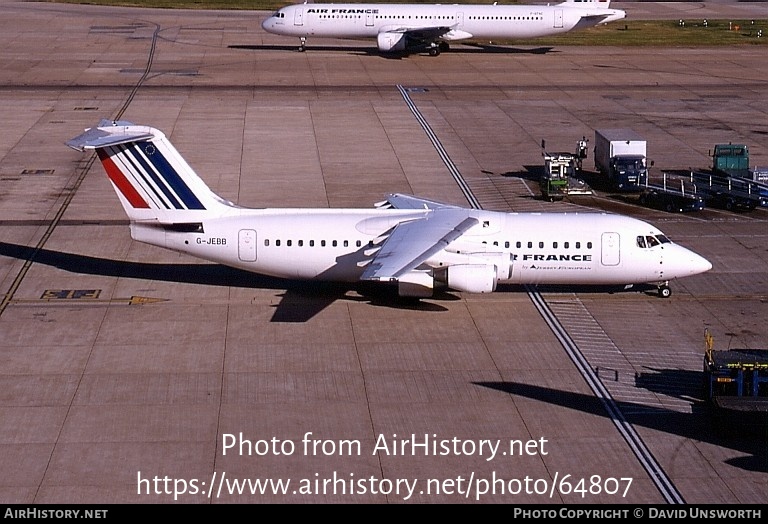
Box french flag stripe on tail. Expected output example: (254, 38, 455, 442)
(126, 142, 205, 210)
(97, 141, 206, 211)
(121, 143, 184, 209)
(97, 149, 150, 209)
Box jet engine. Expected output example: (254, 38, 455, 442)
(445, 264, 498, 294)
(397, 255, 509, 297)
(377, 31, 407, 52)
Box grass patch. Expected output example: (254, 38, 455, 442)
(516, 19, 767, 46)
(41, 0, 768, 46)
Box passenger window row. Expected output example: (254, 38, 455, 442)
(313, 15, 541, 21)
(264, 239, 367, 248)
(490, 240, 594, 249)
(262, 238, 594, 250)
(468, 16, 542, 20)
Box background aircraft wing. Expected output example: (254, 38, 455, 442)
(574, 14, 615, 28)
(376, 193, 463, 210)
(360, 210, 478, 281)
(388, 25, 451, 39)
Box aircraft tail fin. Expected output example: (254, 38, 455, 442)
(67, 119, 236, 222)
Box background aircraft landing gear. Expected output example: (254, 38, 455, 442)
(657, 283, 672, 298)
(427, 42, 449, 56)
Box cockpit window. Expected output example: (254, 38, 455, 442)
(638, 234, 670, 249)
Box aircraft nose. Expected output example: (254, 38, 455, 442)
(663, 245, 712, 279)
(690, 253, 713, 275)
(677, 248, 712, 277)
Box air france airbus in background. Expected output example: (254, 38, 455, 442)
(261, 0, 626, 55)
(67, 120, 710, 299)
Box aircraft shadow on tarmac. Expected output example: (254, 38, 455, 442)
(0, 241, 452, 322)
(475, 378, 768, 475)
(229, 44, 555, 58)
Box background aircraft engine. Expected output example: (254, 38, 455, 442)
(446, 264, 498, 293)
(377, 32, 407, 52)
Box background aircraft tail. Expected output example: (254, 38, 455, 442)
(561, 0, 611, 7)
(67, 119, 235, 222)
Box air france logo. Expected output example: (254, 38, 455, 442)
(513, 254, 592, 262)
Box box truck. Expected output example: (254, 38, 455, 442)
(594, 129, 648, 191)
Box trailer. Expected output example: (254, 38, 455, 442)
(689, 171, 767, 211)
(638, 173, 704, 212)
(593, 129, 649, 191)
(703, 330, 768, 431)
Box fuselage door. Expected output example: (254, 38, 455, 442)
(456, 12, 464, 29)
(601, 232, 620, 266)
(366, 11, 374, 27)
(239, 229, 257, 262)
(554, 9, 564, 29)
(294, 8, 304, 27)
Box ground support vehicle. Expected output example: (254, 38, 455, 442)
(710, 143, 751, 178)
(594, 129, 649, 191)
(704, 331, 768, 431)
(750, 166, 768, 184)
(540, 150, 593, 201)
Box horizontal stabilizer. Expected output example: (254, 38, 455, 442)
(66, 119, 154, 152)
(384, 193, 462, 210)
(67, 119, 236, 217)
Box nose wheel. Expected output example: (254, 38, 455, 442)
(657, 283, 671, 298)
(298, 37, 306, 52)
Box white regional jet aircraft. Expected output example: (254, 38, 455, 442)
(67, 120, 710, 299)
(261, 0, 626, 55)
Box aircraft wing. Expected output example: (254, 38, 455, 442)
(381, 26, 474, 43)
(376, 193, 463, 210)
(361, 209, 478, 281)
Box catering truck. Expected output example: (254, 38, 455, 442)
(594, 129, 649, 191)
(539, 139, 593, 201)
